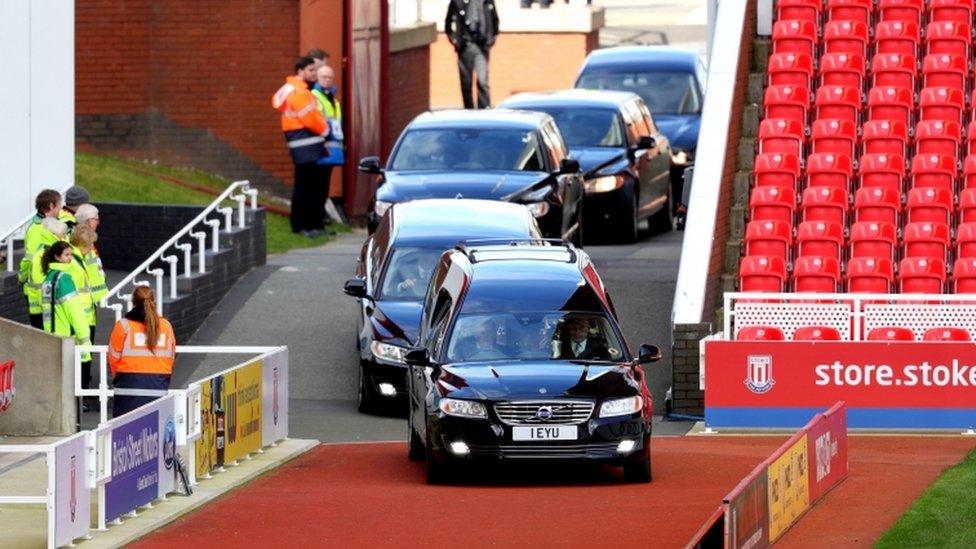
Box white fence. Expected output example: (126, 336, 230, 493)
(99, 180, 259, 320)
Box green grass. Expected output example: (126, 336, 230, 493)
(76, 152, 349, 254)
(875, 448, 976, 548)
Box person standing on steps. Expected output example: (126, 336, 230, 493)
(445, 0, 499, 109)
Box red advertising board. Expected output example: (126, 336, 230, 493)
(806, 403, 848, 502)
(704, 341, 976, 428)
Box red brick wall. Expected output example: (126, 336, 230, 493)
(387, 46, 432, 156)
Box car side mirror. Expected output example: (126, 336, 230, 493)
(404, 347, 431, 366)
(637, 343, 662, 364)
(636, 136, 656, 150)
(343, 278, 367, 299)
(358, 155, 383, 174)
(558, 158, 581, 175)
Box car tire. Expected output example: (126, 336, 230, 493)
(357, 364, 379, 414)
(623, 436, 652, 483)
(425, 437, 449, 484)
(616, 183, 639, 243)
(408, 417, 425, 462)
(649, 186, 673, 235)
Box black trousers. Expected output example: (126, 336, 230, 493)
(458, 43, 490, 109)
(290, 162, 326, 232)
(81, 325, 95, 390)
(318, 165, 334, 223)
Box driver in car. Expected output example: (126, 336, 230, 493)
(555, 316, 610, 360)
(393, 252, 432, 298)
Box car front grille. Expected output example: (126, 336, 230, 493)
(493, 400, 594, 425)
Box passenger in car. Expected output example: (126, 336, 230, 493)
(466, 318, 508, 361)
(555, 317, 610, 360)
(393, 252, 431, 298)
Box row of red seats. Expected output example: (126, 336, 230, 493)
(771, 52, 975, 95)
(777, 0, 974, 29)
(774, 19, 973, 61)
(736, 324, 973, 342)
(739, 255, 976, 293)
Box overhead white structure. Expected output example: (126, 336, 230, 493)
(0, 0, 74, 228)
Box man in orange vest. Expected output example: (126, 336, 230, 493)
(272, 56, 330, 236)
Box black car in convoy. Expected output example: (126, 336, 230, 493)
(343, 199, 542, 412)
(403, 240, 661, 484)
(500, 90, 674, 241)
(358, 109, 585, 245)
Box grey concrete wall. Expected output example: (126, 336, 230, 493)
(0, 317, 76, 436)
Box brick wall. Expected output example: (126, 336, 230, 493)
(429, 31, 598, 109)
(76, 1, 300, 195)
(388, 45, 432, 151)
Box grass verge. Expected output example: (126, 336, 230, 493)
(75, 152, 349, 254)
(875, 448, 976, 548)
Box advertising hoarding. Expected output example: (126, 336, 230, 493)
(766, 435, 809, 542)
(262, 348, 288, 446)
(105, 411, 159, 521)
(223, 360, 262, 463)
(806, 405, 848, 503)
(54, 433, 90, 547)
(726, 471, 769, 549)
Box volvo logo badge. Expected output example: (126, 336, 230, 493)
(536, 406, 553, 421)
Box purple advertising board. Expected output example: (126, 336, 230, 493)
(106, 410, 160, 521)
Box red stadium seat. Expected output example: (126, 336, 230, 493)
(964, 155, 976, 189)
(861, 120, 909, 157)
(914, 120, 962, 160)
(792, 326, 843, 341)
(955, 223, 976, 258)
(871, 52, 918, 91)
(754, 153, 801, 189)
(849, 221, 898, 261)
(906, 187, 953, 224)
(926, 21, 971, 57)
(867, 326, 916, 340)
(922, 54, 968, 92)
(878, 0, 924, 25)
(874, 20, 921, 56)
(793, 256, 842, 292)
(745, 220, 793, 261)
(827, 0, 873, 25)
(819, 53, 867, 89)
(802, 186, 849, 225)
(902, 221, 951, 261)
(968, 126, 976, 158)
(806, 152, 854, 191)
(765, 85, 810, 124)
(959, 188, 976, 223)
(918, 87, 965, 125)
(899, 256, 947, 293)
(952, 257, 976, 292)
(846, 257, 895, 293)
(768, 53, 815, 88)
(823, 20, 870, 58)
(853, 187, 901, 225)
(811, 119, 857, 159)
(814, 86, 861, 125)
(772, 20, 819, 58)
(758, 118, 805, 157)
(739, 256, 788, 293)
(736, 325, 786, 341)
(750, 185, 797, 225)
(923, 327, 972, 341)
(867, 86, 914, 128)
(929, 0, 974, 24)
(777, 0, 822, 25)
(796, 220, 845, 260)
(910, 154, 957, 191)
(858, 154, 906, 192)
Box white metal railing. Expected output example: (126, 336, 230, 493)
(723, 291, 976, 341)
(99, 180, 259, 319)
(0, 185, 73, 272)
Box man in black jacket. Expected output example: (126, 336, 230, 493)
(445, 0, 498, 109)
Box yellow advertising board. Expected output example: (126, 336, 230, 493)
(195, 378, 217, 477)
(767, 434, 810, 542)
(223, 359, 263, 463)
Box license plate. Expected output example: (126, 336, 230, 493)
(512, 425, 577, 441)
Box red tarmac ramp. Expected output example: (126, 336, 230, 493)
(131, 436, 974, 548)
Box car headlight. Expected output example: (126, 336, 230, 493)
(599, 396, 642, 418)
(370, 341, 407, 364)
(525, 202, 550, 218)
(439, 398, 487, 419)
(584, 175, 623, 194)
(374, 200, 393, 217)
(671, 150, 694, 166)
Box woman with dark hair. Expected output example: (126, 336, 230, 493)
(108, 286, 176, 417)
(40, 242, 93, 362)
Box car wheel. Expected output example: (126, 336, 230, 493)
(425, 436, 449, 484)
(649, 186, 673, 235)
(616, 183, 639, 243)
(408, 416, 425, 462)
(357, 364, 379, 414)
(623, 436, 652, 483)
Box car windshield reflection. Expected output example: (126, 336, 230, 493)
(577, 70, 701, 115)
(390, 129, 547, 172)
(530, 107, 625, 148)
(379, 247, 443, 301)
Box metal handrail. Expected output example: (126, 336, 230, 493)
(0, 184, 73, 272)
(100, 180, 258, 316)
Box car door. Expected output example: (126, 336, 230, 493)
(635, 100, 671, 213)
(411, 284, 452, 440)
(541, 119, 581, 235)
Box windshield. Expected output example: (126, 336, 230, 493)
(379, 247, 443, 301)
(390, 128, 548, 171)
(529, 107, 625, 148)
(445, 312, 626, 363)
(576, 70, 702, 115)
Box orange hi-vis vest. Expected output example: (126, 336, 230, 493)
(108, 318, 176, 376)
(272, 75, 329, 165)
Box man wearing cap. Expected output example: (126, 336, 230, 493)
(60, 186, 91, 229)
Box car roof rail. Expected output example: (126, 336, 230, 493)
(454, 238, 577, 263)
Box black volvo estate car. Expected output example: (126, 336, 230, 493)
(499, 90, 673, 242)
(359, 109, 585, 245)
(343, 199, 541, 413)
(403, 240, 661, 484)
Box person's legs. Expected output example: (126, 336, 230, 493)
(458, 44, 477, 109)
(290, 163, 305, 233)
(474, 47, 491, 109)
(293, 162, 319, 232)
(320, 165, 335, 225)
